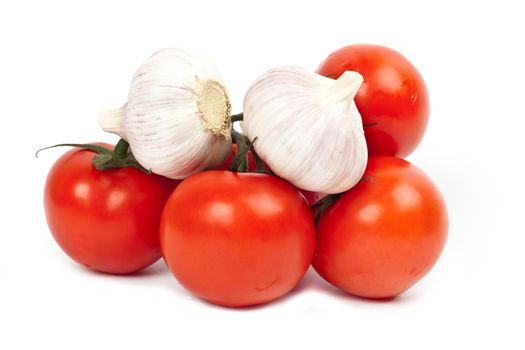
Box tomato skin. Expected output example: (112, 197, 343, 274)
(44, 145, 179, 274)
(316, 44, 429, 157)
(160, 170, 316, 307)
(313, 157, 448, 299)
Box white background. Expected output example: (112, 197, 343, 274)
(1, 0, 524, 349)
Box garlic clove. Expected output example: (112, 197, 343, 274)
(242, 65, 368, 194)
(98, 48, 232, 179)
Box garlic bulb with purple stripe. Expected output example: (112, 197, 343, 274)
(241, 66, 367, 193)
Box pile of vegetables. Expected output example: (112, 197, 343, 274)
(40, 44, 448, 307)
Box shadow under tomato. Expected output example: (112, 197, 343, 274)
(160, 280, 305, 312)
(186, 266, 411, 311)
(162, 266, 416, 311)
(73, 259, 170, 279)
(167, 271, 317, 312)
(290, 267, 415, 305)
(197, 287, 303, 312)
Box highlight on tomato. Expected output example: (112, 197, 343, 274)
(317, 44, 430, 158)
(42, 140, 179, 274)
(160, 170, 316, 307)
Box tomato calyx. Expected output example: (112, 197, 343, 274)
(310, 175, 376, 224)
(92, 139, 151, 173)
(363, 121, 378, 127)
(311, 193, 341, 225)
(229, 130, 268, 174)
(229, 112, 269, 174)
(230, 112, 243, 123)
(36, 138, 152, 174)
(229, 129, 250, 172)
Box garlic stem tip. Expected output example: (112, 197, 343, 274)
(98, 103, 127, 134)
(330, 71, 364, 101)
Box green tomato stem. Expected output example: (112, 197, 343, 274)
(230, 113, 244, 123)
(36, 139, 151, 174)
(312, 193, 342, 225)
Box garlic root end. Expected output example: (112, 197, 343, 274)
(197, 80, 231, 139)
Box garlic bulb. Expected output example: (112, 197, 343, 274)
(98, 48, 232, 179)
(242, 66, 367, 194)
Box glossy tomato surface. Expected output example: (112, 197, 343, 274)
(317, 44, 429, 157)
(313, 157, 448, 298)
(160, 170, 316, 307)
(44, 145, 179, 274)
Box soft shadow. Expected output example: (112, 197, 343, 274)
(291, 267, 415, 305)
(161, 266, 417, 311)
(181, 267, 334, 312)
(196, 288, 300, 312)
(73, 259, 170, 279)
(162, 269, 316, 312)
(160, 280, 302, 312)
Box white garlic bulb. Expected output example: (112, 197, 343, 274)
(242, 66, 368, 194)
(98, 48, 232, 179)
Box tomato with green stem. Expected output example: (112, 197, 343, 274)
(313, 156, 448, 299)
(160, 132, 315, 307)
(42, 140, 179, 274)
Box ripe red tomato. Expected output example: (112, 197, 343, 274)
(313, 157, 448, 299)
(44, 145, 179, 274)
(316, 44, 429, 157)
(160, 170, 316, 307)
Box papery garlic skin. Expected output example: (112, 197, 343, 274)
(242, 66, 367, 194)
(99, 48, 232, 179)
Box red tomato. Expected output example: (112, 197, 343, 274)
(313, 157, 448, 299)
(160, 170, 316, 307)
(317, 44, 429, 157)
(44, 145, 179, 274)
